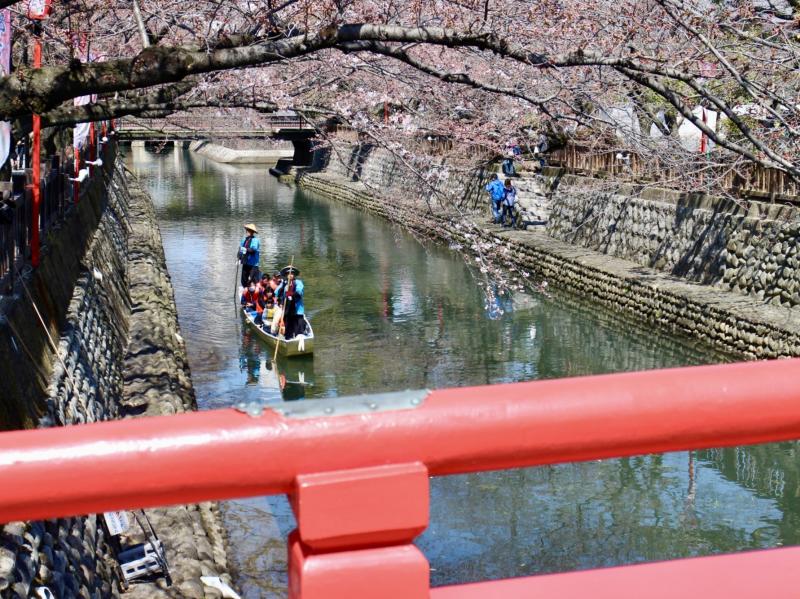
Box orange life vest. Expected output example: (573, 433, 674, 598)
(242, 288, 263, 313)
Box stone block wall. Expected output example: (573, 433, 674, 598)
(546, 177, 800, 306)
(315, 142, 800, 313)
(291, 144, 800, 360)
(119, 175, 232, 599)
(313, 142, 486, 210)
(0, 157, 128, 597)
(0, 518, 120, 598)
(42, 188, 130, 427)
(1, 154, 231, 598)
(0, 157, 121, 430)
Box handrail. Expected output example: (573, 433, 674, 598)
(432, 547, 800, 597)
(1, 358, 798, 523)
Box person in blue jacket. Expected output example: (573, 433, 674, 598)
(485, 174, 505, 223)
(238, 223, 260, 286)
(275, 266, 305, 339)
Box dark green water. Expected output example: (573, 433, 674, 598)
(128, 146, 799, 597)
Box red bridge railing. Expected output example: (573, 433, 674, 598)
(1, 359, 799, 597)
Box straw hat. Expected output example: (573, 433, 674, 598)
(244, 223, 258, 233)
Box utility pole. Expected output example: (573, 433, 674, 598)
(27, 0, 51, 268)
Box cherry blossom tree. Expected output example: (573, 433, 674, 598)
(0, 0, 797, 194)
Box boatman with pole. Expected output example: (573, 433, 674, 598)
(238, 224, 260, 287)
(276, 266, 304, 339)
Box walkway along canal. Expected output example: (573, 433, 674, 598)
(128, 145, 800, 597)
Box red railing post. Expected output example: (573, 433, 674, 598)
(29, 24, 43, 267)
(288, 462, 430, 599)
(73, 146, 80, 203)
(88, 121, 96, 175)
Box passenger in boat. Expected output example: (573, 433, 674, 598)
(275, 266, 305, 339)
(270, 273, 282, 290)
(267, 274, 284, 333)
(238, 224, 260, 287)
(261, 274, 280, 308)
(256, 277, 272, 324)
(257, 274, 275, 318)
(240, 283, 265, 324)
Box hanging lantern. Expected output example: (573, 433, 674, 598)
(27, 0, 52, 20)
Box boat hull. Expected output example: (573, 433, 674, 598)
(242, 308, 314, 357)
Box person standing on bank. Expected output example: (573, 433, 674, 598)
(238, 224, 260, 287)
(275, 266, 305, 339)
(485, 173, 505, 224)
(501, 179, 518, 228)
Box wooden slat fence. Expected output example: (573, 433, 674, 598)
(549, 144, 800, 200)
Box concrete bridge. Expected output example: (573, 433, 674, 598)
(119, 111, 318, 164)
(117, 113, 313, 141)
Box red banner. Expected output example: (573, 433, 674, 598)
(0, 9, 11, 168)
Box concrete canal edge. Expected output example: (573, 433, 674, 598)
(188, 140, 293, 164)
(280, 157, 800, 360)
(121, 173, 234, 599)
(0, 160, 233, 598)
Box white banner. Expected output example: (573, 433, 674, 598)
(103, 511, 130, 536)
(0, 10, 11, 169)
(74, 93, 92, 107)
(74, 122, 91, 149)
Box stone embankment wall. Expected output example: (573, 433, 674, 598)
(286, 143, 800, 359)
(313, 142, 486, 209)
(42, 177, 130, 428)
(0, 154, 122, 430)
(546, 176, 800, 307)
(0, 156, 231, 598)
(0, 156, 129, 598)
(121, 174, 232, 599)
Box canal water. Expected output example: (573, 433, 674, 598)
(127, 146, 799, 596)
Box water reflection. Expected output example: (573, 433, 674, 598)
(239, 330, 264, 385)
(422, 450, 789, 585)
(238, 326, 315, 401)
(127, 145, 800, 598)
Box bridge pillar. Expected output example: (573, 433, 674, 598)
(291, 139, 313, 166)
(288, 462, 430, 598)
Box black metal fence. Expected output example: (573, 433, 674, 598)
(0, 140, 107, 294)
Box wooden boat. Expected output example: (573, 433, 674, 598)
(242, 306, 314, 357)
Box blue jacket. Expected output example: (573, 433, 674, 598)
(276, 279, 304, 315)
(486, 179, 505, 202)
(239, 235, 260, 267)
